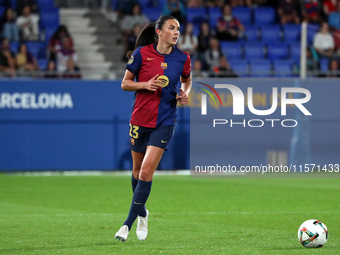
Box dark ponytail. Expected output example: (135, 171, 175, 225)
(126, 15, 178, 59)
(126, 23, 157, 59)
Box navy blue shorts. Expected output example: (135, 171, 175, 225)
(129, 124, 176, 153)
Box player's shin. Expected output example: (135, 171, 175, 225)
(123, 180, 152, 230)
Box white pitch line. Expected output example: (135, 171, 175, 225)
(0, 211, 339, 217)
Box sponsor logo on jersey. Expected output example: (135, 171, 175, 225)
(147, 58, 155, 60)
(161, 62, 167, 69)
(157, 75, 169, 88)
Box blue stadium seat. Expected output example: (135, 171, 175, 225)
(143, 7, 160, 22)
(261, 25, 282, 42)
(10, 41, 19, 54)
(187, 7, 206, 24)
(40, 9, 60, 27)
(220, 42, 243, 60)
(273, 60, 294, 77)
(36, 0, 55, 10)
(45, 26, 57, 42)
(250, 59, 272, 77)
(26, 42, 46, 59)
(307, 24, 320, 44)
(10, 0, 16, 9)
(139, 0, 150, 9)
(254, 7, 276, 25)
(244, 43, 265, 59)
(37, 59, 48, 69)
(267, 43, 289, 60)
(320, 59, 329, 71)
(290, 43, 301, 60)
(283, 24, 300, 42)
(228, 60, 248, 77)
(232, 7, 252, 25)
(243, 26, 259, 41)
(193, 24, 200, 36)
(0, 6, 5, 17)
(208, 7, 221, 28)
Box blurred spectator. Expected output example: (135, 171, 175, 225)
(56, 37, 79, 72)
(328, 1, 340, 30)
(16, 5, 39, 41)
(227, 0, 247, 8)
(197, 22, 211, 54)
(63, 58, 82, 79)
(205, 0, 225, 8)
(0, 38, 15, 73)
(333, 29, 340, 56)
(126, 24, 142, 56)
(323, 0, 337, 16)
(120, 3, 149, 60)
(210, 55, 237, 77)
(204, 37, 224, 70)
(1, 8, 20, 41)
(306, 46, 319, 73)
(44, 60, 59, 79)
(162, 0, 186, 23)
(49, 25, 74, 61)
(116, 0, 138, 19)
(216, 4, 244, 41)
(177, 22, 198, 57)
(16, 0, 39, 16)
(277, 0, 300, 25)
(187, 0, 204, 7)
(245, 0, 272, 8)
(301, 0, 322, 24)
(192, 59, 208, 78)
(16, 42, 39, 73)
(326, 58, 340, 77)
(313, 22, 335, 58)
(217, 55, 237, 77)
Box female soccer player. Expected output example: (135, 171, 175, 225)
(115, 15, 192, 242)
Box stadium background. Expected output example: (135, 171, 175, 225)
(0, 0, 340, 171)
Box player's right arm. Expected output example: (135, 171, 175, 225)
(121, 71, 164, 92)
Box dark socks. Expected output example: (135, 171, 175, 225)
(131, 174, 147, 217)
(124, 179, 152, 230)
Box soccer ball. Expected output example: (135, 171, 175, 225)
(298, 219, 328, 248)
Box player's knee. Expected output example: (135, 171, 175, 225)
(139, 169, 152, 182)
(132, 169, 140, 179)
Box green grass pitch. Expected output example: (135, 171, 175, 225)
(0, 174, 339, 254)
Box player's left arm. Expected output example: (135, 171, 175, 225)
(176, 74, 192, 105)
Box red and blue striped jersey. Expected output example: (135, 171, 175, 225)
(126, 43, 191, 128)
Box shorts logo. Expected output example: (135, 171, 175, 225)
(161, 62, 167, 69)
(130, 138, 135, 145)
(161, 140, 167, 143)
(157, 75, 169, 88)
(128, 55, 134, 64)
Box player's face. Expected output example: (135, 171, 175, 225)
(158, 19, 180, 46)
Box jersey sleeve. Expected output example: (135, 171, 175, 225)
(126, 47, 142, 76)
(181, 52, 191, 78)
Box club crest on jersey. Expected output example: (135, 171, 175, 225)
(161, 62, 167, 69)
(128, 55, 134, 64)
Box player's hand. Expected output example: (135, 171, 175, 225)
(144, 74, 164, 91)
(176, 88, 188, 105)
